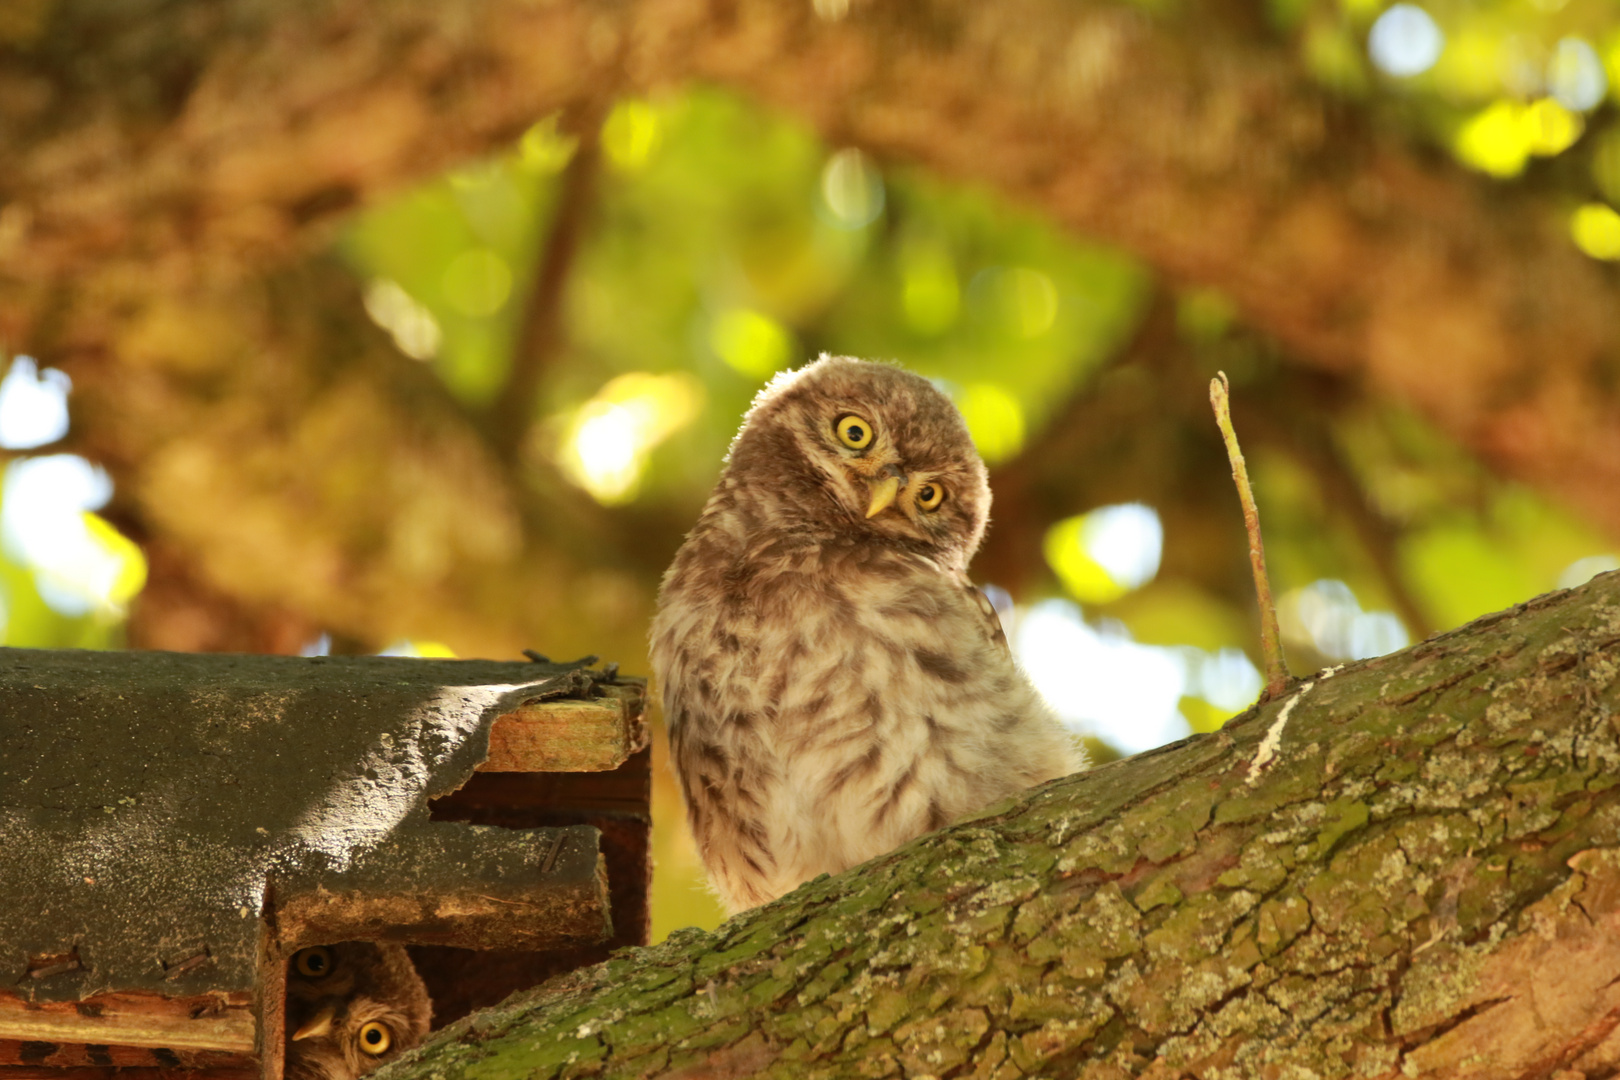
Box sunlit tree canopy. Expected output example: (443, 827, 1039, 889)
(3, 0, 1619, 936)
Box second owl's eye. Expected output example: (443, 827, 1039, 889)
(358, 1022, 392, 1056)
(834, 414, 874, 450)
(916, 483, 946, 511)
(293, 947, 332, 979)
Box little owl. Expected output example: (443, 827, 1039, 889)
(284, 942, 431, 1080)
(652, 355, 1082, 913)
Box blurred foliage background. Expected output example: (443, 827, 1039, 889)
(3, 0, 1620, 941)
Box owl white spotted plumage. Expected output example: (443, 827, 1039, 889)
(651, 355, 1083, 913)
(283, 942, 431, 1080)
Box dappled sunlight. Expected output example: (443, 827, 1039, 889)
(710, 308, 795, 380)
(1560, 554, 1620, 589)
(819, 148, 885, 230)
(1368, 4, 1443, 77)
(517, 116, 579, 175)
(1572, 202, 1620, 260)
(1, 456, 145, 620)
(1280, 578, 1408, 662)
(363, 279, 442, 360)
(955, 383, 1025, 464)
(379, 640, 458, 658)
(1549, 37, 1608, 110)
(558, 372, 705, 505)
(0, 356, 70, 450)
(1012, 599, 1263, 755)
(1044, 503, 1163, 605)
(972, 266, 1059, 339)
(1016, 598, 1192, 755)
(899, 235, 960, 335)
(1456, 98, 1583, 177)
(603, 100, 662, 172)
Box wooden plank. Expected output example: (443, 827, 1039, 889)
(0, 993, 255, 1055)
(0, 1068, 256, 1080)
(0, 1039, 250, 1070)
(480, 683, 646, 773)
(420, 747, 654, 1024)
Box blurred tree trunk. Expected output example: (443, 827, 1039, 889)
(380, 572, 1620, 1078)
(3, 0, 1618, 653)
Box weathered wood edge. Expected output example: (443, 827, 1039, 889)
(480, 683, 647, 774)
(0, 992, 256, 1054)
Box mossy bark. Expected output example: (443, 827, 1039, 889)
(380, 572, 1620, 1079)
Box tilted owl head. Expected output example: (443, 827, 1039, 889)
(284, 942, 432, 1080)
(727, 356, 991, 567)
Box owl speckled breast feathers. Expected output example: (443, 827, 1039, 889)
(284, 942, 431, 1080)
(652, 356, 1083, 913)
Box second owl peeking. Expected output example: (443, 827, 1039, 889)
(653, 355, 1083, 913)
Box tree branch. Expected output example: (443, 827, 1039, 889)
(380, 571, 1620, 1078)
(486, 106, 604, 463)
(4, 0, 1618, 541)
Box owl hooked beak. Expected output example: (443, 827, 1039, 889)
(864, 463, 906, 518)
(292, 1005, 337, 1041)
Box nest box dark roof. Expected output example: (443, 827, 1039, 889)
(0, 647, 628, 1023)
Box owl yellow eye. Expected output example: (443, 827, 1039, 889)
(292, 947, 332, 979)
(834, 414, 874, 450)
(916, 482, 946, 511)
(357, 1022, 391, 1056)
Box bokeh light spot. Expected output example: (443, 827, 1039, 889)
(379, 640, 458, 657)
(1559, 554, 1620, 588)
(1195, 648, 1262, 712)
(559, 373, 704, 505)
(518, 117, 578, 174)
(956, 383, 1025, 464)
(441, 249, 512, 317)
(900, 242, 960, 335)
(710, 309, 794, 380)
(1279, 579, 1409, 661)
(363, 279, 442, 360)
(1549, 38, 1608, 111)
(1572, 203, 1620, 260)
(602, 100, 661, 171)
(819, 148, 885, 229)
(1368, 4, 1444, 77)
(1003, 268, 1059, 338)
(1015, 599, 1191, 755)
(1524, 98, 1583, 155)
(0, 355, 70, 450)
(1, 455, 144, 617)
(1045, 504, 1163, 604)
(1607, 34, 1620, 104)
(1454, 100, 1534, 177)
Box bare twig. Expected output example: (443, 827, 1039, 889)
(1239, 382, 1434, 640)
(1210, 372, 1289, 701)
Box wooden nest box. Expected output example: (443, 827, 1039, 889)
(0, 648, 650, 1080)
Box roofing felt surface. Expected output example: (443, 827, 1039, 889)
(0, 647, 601, 1002)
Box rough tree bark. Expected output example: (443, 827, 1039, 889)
(2, 0, 1617, 653)
(376, 572, 1620, 1079)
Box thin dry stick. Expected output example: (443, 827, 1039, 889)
(1210, 372, 1289, 700)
